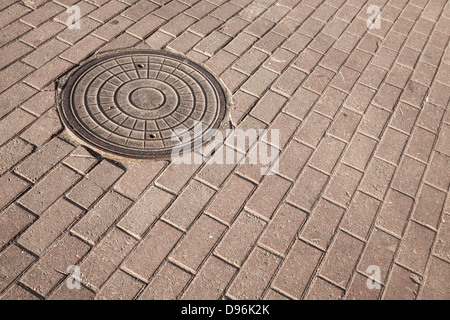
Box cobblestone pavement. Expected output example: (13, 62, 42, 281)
(0, 0, 449, 300)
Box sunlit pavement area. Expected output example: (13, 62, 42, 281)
(0, 0, 450, 300)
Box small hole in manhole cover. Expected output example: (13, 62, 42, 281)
(58, 50, 227, 159)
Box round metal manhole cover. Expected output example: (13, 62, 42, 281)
(58, 50, 227, 159)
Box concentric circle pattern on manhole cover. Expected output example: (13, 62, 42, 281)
(59, 50, 227, 159)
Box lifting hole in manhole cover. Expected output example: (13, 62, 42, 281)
(58, 50, 227, 159)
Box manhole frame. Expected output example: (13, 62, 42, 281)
(57, 49, 228, 160)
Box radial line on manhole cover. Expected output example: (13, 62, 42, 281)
(58, 50, 227, 159)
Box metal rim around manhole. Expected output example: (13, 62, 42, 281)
(58, 50, 227, 159)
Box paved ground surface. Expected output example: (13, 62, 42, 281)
(0, 0, 450, 300)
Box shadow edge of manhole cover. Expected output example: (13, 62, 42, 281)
(57, 49, 229, 161)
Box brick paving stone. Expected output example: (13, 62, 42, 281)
(345, 272, 382, 300)
(383, 264, 421, 300)
(233, 48, 268, 75)
(1, 284, 40, 300)
(434, 215, 450, 262)
(227, 247, 280, 299)
(412, 184, 445, 230)
(155, 162, 200, 193)
(118, 186, 174, 238)
(325, 164, 363, 207)
(220, 68, 248, 93)
(329, 109, 362, 142)
(62, 146, 98, 174)
(0, 172, 30, 211)
(23, 57, 73, 90)
(171, 214, 226, 271)
(265, 289, 289, 300)
(392, 156, 426, 197)
(0, 244, 35, 293)
(79, 227, 137, 289)
(66, 160, 124, 209)
(287, 166, 328, 212)
(255, 31, 286, 53)
(246, 174, 290, 219)
(167, 31, 201, 53)
(18, 164, 80, 215)
(0, 40, 33, 69)
(160, 13, 197, 37)
(71, 191, 132, 244)
(241, 67, 278, 97)
(206, 174, 254, 224)
(17, 198, 83, 255)
(215, 211, 266, 266)
(343, 84, 376, 114)
(49, 283, 95, 300)
(330, 66, 360, 94)
(184, 1, 216, 19)
(14, 137, 74, 182)
(283, 87, 319, 121)
(194, 31, 231, 57)
(341, 191, 381, 240)
(358, 228, 399, 283)
(0, 61, 34, 94)
(182, 256, 236, 300)
(305, 277, 345, 300)
(0, 204, 34, 249)
(396, 221, 435, 275)
(0, 21, 32, 47)
(89, 0, 128, 22)
(0, 83, 37, 118)
(360, 158, 396, 200)
(320, 231, 365, 288)
(20, 2, 64, 27)
(121, 0, 158, 21)
(189, 16, 223, 37)
(0, 4, 31, 29)
(400, 81, 428, 109)
(426, 152, 450, 191)
(249, 90, 286, 124)
(342, 133, 377, 171)
(114, 161, 166, 200)
(20, 89, 55, 117)
(420, 256, 450, 300)
(272, 240, 322, 299)
(405, 127, 436, 163)
(295, 112, 331, 147)
(22, 39, 69, 69)
(417, 103, 445, 133)
(123, 221, 182, 281)
(300, 199, 345, 250)
(309, 136, 346, 174)
(303, 66, 335, 94)
(20, 109, 62, 147)
(282, 32, 311, 54)
(162, 179, 215, 231)
(0, 108, 36, 147)
(0, 138, 34, 176)
(20, 234, 90, 297)
(375, 128, 409, 165)
(92, 16, 134, 41)
(358, 105, 391, 139)
(139, 262, 191, 300)
(272, 67, 307, 97)
(390, 102, 419, 135)
(259, 203, 306, 255)
(57, 17, 101, 45)
(277, 140, 313, 180)
(292, 48, 322, 74)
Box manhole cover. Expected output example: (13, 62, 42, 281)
(58, 50, 227, 159)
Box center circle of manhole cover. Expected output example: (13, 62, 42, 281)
(58, 50, 227, 159)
